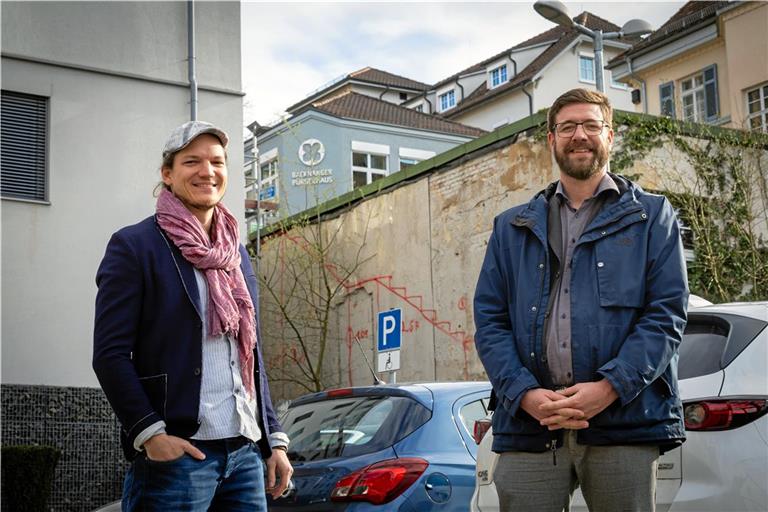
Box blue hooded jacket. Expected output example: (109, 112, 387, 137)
(474, 174, 688, 453)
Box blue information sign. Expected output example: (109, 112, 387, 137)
(377, 309, 401, 352)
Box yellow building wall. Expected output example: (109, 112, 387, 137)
(722, 2, 768, 129)
(637, 40, 730, 124)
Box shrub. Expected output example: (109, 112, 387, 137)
(1, 445, 61, 512)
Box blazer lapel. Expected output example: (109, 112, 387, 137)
(154, 217, 203, 322)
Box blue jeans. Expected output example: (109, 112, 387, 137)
(122, 437, 268, 511)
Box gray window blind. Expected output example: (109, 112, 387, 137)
(1, 91, 48, 201)
(703, 64, 719, 122)
(659, 82, 675, 118)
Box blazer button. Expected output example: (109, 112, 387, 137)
(194, 367, 201, 376)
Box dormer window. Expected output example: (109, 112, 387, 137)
(490, 64, 508, 88)
(438, 90, 456, 112)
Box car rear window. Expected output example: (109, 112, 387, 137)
(678, 312, 767, 379)
(281, 395, 431, 462)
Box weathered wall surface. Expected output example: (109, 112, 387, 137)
(257, 123, 768, 403)
(258, 128, 560, 401)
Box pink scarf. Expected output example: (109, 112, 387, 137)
(156, 188, 256, 398)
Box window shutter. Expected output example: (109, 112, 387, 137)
(703, 64, 719, 122)
(660, 82, 675, 118)
(1, 91, 48, 201)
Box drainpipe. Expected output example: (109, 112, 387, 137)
(457, 80, 465, 102)
(187, 0, 198, 120)
(425, 96, 434, 114)
(522, 80, 534, 117)
(378, 84, 391, 100)
(626, 56, 647, 114)
(509, 57, 518, 78)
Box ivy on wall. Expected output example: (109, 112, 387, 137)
(611, 113, 768, 302)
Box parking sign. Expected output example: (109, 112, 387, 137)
(377, 309, 401, 352)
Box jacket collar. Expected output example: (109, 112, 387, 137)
(512, 173, 645, 243)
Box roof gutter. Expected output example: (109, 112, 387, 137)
(508, 57, 534, 116)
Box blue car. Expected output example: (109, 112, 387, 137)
(268, 382, 492, 511)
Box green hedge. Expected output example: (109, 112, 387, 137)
(1, 445, 61, 512)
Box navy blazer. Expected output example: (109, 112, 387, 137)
(93, 215, 283, 461)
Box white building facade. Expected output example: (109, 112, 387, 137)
(1, 2, 243, 509)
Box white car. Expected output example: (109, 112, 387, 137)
(472, 301, 768, 512)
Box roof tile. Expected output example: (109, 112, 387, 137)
(310, 92, 487, 138)
(608, 1, 730, 64)
(349, 67, 431, 91)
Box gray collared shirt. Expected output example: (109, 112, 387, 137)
(544, 174, 619, 387)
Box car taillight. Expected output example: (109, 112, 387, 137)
(684, 399, 768, 431)
(473, 418, 491, 444)
(330, 457, 428, 505)
(326, 388, 354, 398)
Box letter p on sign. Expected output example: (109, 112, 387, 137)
(377, 309, 402, 352)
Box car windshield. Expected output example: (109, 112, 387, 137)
(281, 394, 431, 462)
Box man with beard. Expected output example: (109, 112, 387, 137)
(473, 89, 688, 512)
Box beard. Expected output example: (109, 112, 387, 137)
(553, 139, 610, 180)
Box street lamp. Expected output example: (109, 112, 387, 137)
(533, 0, 653, 92)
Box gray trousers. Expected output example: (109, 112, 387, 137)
(495, 431, 659, 512)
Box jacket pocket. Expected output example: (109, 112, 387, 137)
(593, 232, 645, 308)
(138, 374, 167, 419)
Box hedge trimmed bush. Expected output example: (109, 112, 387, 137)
(1, 445, 61, 512)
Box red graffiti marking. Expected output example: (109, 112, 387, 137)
(401, 319, 420, 333)
(277, 234, 474, 380)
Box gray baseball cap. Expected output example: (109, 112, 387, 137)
(162, 120, 229, 158)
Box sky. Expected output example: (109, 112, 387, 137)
(241, 1, 687, 128)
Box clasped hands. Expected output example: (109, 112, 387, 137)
(520, 379, 619, 431)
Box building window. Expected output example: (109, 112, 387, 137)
(681, 65, 718, 123)
(414, 104, 424, 113)
(258, 157, 279, 201)
(610, 71, 627, 89)
(660, 82, 675, 118)
(352, 151, 387, 188)
(399, 157, 420, 170)
(439, 90, 456, 111)
(490, 64, 508, 88)
(746, 83, 768, 132)
(260, 158, 278, 181)
(398, 148, 435, 171)
(1, 90, 48, 202)
(399, 92, 408, 101)
(578, 55, 595, 83)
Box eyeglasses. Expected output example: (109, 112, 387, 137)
(552, 120, 610, 137)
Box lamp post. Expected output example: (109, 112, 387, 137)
(533, 0, 652, 93)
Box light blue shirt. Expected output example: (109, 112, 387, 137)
(134, 268, 288, 451)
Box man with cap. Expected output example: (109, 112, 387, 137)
(93, 121, 292, 510)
